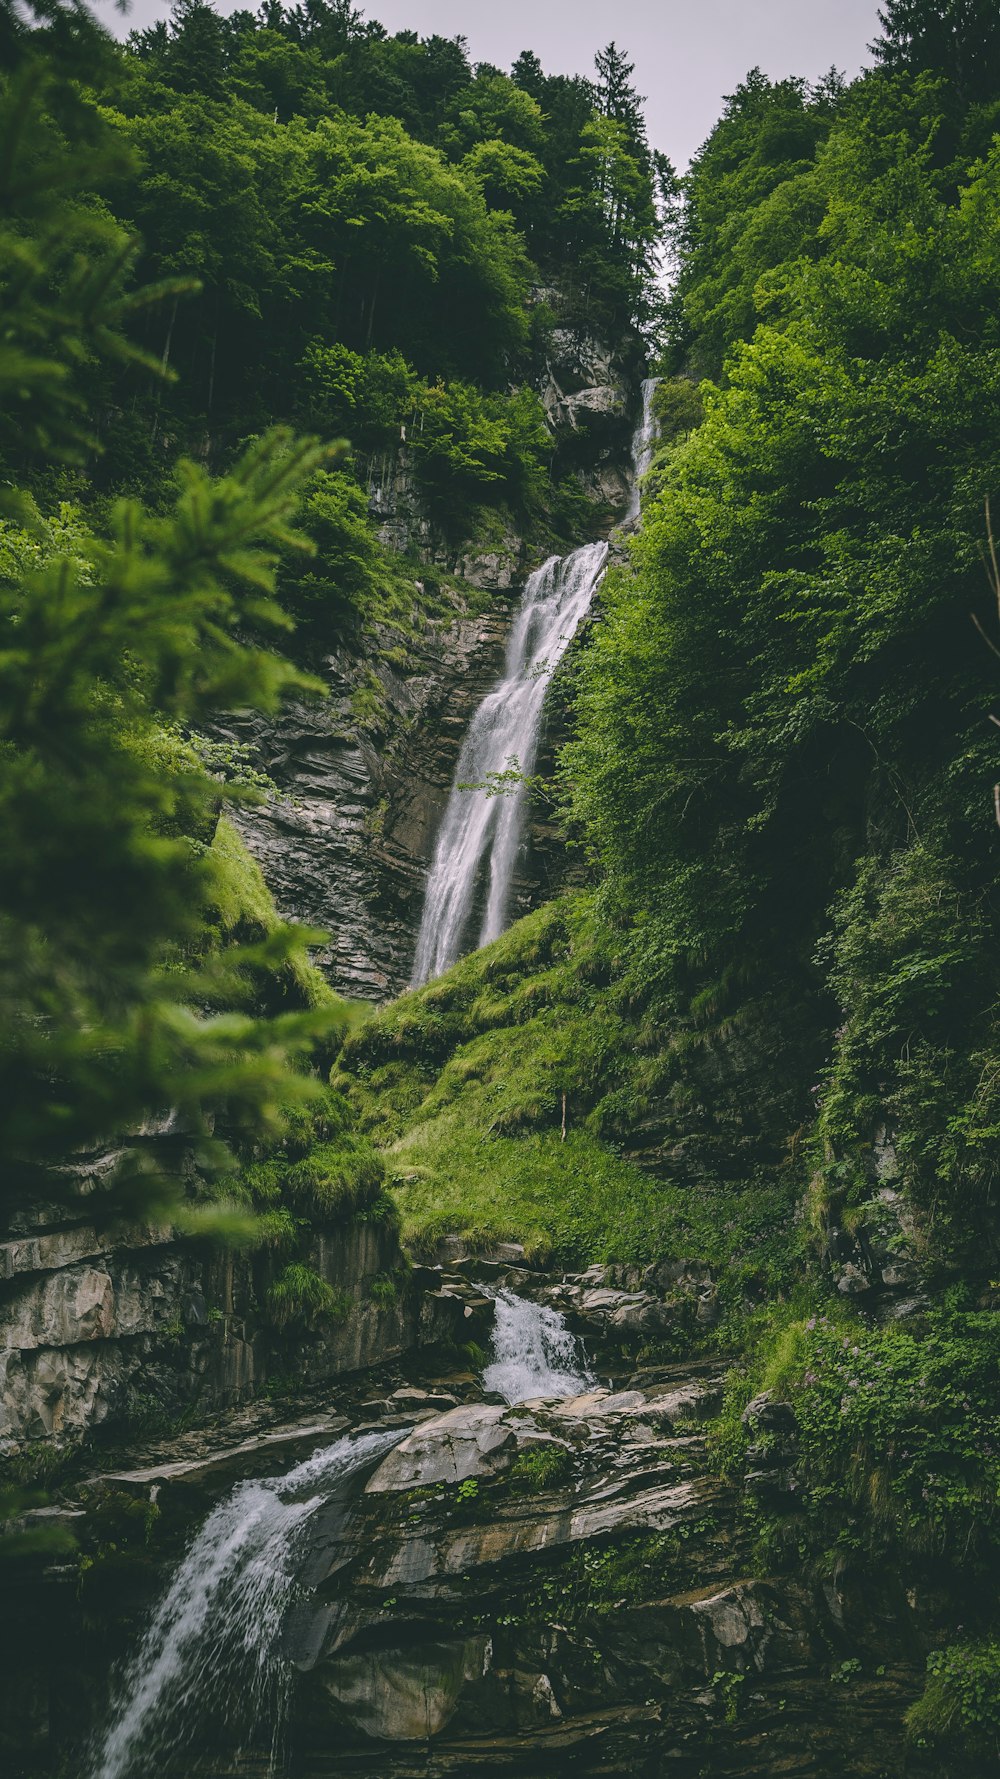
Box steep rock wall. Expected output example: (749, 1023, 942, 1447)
(224, 325, 638, 1004)
(0, 1185, 412, 1455)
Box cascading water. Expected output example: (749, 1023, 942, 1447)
(88, 1429, 402, 1779)
(410, 539, 608, 986)
(625, 376, 659, 523)
(411, 378, 659, 987)
(482, 1286, 595, 1403)
(87, 1295, 592, 1777)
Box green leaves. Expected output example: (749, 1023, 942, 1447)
(0, 430, 343, 1197)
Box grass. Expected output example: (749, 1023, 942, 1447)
(334, 894, 802, 1280)
(266, 1264, 352, 1330)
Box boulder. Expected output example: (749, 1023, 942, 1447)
(365, 1404, 516, 1491)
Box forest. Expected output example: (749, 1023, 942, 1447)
(3, 1, 1000, 1775)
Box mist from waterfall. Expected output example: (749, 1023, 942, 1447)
(88, 1429, 401, 1779)
(411, 378, 659, 987)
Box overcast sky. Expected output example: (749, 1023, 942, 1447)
(92, 0, 883, 170)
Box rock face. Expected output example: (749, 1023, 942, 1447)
(0, 1200, 413, 1454)
(220, 322, 640, 1006)
(282, 1363, 942, 1777)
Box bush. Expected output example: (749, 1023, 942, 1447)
(266, 1265, 352, 1330)
(907, 1640, 1000, 1759)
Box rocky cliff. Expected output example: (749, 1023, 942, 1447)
(1, 1262, 960, 1779)
(221, 320, 638, 1005)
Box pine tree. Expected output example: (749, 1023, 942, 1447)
(511, 49, 544, 102)
(594, 40, 647, 146)
(872, 0, 1000, 106)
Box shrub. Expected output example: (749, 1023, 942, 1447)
(266, 1265, 351, 1330)
(508, 1444, 575, 1494)
(907, 1641, 1000, 1758)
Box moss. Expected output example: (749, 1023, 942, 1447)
(208, 815, 338, 1012)
(335, 894, 802, 1283)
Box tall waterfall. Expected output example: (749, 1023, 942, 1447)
(626, 376, 660, 522)
(88, 1429, 401, 1779)
(482, 1286, 595, 1403)
(411, 378, 659, 987)
(410, 540, 607, 985)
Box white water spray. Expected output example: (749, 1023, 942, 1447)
(482, 1286, 595, 1403)
(411, 378, 659, 987)
(89, 1429, 402, 1779)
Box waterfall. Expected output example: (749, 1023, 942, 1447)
(88, 1429, 402, 1779)
(411, 378, 659, 988)
(410, 540, 607, 986)
(625, 376, 660, 522)
(482, 1286, 595, 1403)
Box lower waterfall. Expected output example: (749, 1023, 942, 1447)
(86, 1295, 592, 1778)
(87, 1429, 402, 1779)
(482, 1286, 595, 1403)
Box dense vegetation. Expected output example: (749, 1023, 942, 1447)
(334, 7, 1000, 1757)
(6, 0, 1000, 1760)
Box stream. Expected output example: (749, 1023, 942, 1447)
(87, 1292, 594, 1779)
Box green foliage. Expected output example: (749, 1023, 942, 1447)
(266, 1263, 351, 1330)
(650, 377, 705, 443)
(301, 346, 551, 532)
(665, 69, 836, 376)
(507, 1444, 575, 1494)
(907, 1639, 1000, 1757)
(715, 1299, 1000, 1573)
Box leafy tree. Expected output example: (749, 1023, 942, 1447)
(438, 68, 545, 160)
(665, 69, 835, 374)
(0, 5, 344, 1212)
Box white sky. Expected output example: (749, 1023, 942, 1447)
(91, 0, 883, 170)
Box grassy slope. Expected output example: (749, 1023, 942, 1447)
(334, 894, 799, 1285)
